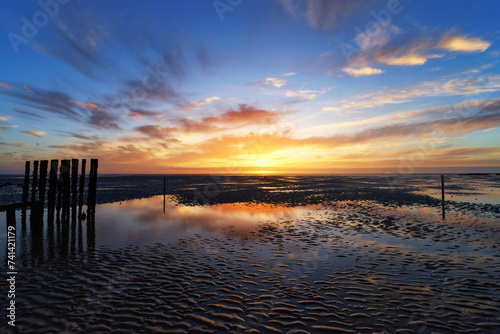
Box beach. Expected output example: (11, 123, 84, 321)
(1, 174, 500, 333)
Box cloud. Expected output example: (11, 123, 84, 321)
(377, 53, 442, 66)
(342, 67, 384, 77)
(0, 125, 18, 131)
(279, 0, 368, 31)
(285, 90, 318, 103)
(175, 104, 288, 132)
(135, 125, 177, 139)
(195, 46, 216, 72)
(328, 74, 500, 112)
(342, 26, 491, 72)
(282, 72, 297, 77)
(70, 99, 120, 129)
(0, 83, 12, 91)
(127, 109, 161, 120)
(0, 116, 11, 121)
(438, 35, 491, 52)
(23, 85, 33, 93)
(251, 77, 287, 88)
(22, 130, 47, 137)
(1, 87, 81, 118)
(179, 97, 222, 110)
(0, 142, 27, 147)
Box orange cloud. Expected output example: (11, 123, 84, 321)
(0, 82, 12, 91)
(23, 84, 33, 93)
(70, 100, 102, 111)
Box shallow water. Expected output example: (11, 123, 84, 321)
(1, 196, 500, 333)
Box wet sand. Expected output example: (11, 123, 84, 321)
(2, 196, 500, 333)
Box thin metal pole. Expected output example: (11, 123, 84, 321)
(441, 174, 445, 219)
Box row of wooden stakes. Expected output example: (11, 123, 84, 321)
(2, 159, 98, 226)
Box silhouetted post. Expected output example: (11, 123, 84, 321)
(39, 160, 48, 205)
(87, 159, 98, 251)
(56, 162, 63, 215)
(441, 175, 445, 219)
(78, 159, 86, 217)
(22, 161, 30, 225)
(61, 160, 71, 222)
(163, 177, 166, 213)
(6, 207, 16, 228)
(22, 161, 30, 203)
(71, 159, 78, 210)
(31, 160, 39, 203)
(48, 160, 59, 222)
(87, 159, 98, 214)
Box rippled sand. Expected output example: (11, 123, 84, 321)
(4, 199, 500, 333)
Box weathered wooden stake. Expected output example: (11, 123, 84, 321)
(78, 159, 86, 216)
(163, 177, 166, 214)
(48, 160, 59, 212)
(56, 161, 63, 214)
(61, 160, 71, 221)
(22, 161, 30, 225)
(87, 159, 98, 207)
(441, 174, 445, 219)
(39, 160, 48, 205)
(22, 161, 30, 203)
(71, 159, 78, 209)
(31, 160, 39, 203)
(6, 207, 16, 228)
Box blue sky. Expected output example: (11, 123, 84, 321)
(1, 0, 499, 174)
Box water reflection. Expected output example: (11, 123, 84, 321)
(0, 196, 305, 263)
(1, 204, 96, 266)
(95, 196, 303, 248)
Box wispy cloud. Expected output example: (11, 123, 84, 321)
(323, 74, 500, 113)
(127, 109, 161, 119)
(0, 116, 11, 121)
(286, 89, 324, 103)
(250, 77, 287, 88)
(0, 125, 18, 131)
(279, 0, 369, 31)
(342, 67, 384, 77)
(0, 142, 27, 147)
(22, 130, 47, 137)
(343, 26, 491, 71)
(179, 97, 222, 110)
(0, 82, 12, 91)
(438, 34, 491, 52)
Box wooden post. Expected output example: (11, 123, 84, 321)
(441, 174, 445, 219)
(31, 160, 39, 203)
(61, 160, 71, 221)
(56, 161, 63, 214)
(71, 159, 79, 209)
(22, 161, 30, 203)
(48, 160, 58, 213)
(78, 159, 86, 217)
(163, 177, 166, 214)
(39, 160, 48, 205)
(87, 159, 98, 206)
(6, 207, 16, 229)
(22, 161, 30, 226)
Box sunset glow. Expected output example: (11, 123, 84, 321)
(1, 1, 499, 174)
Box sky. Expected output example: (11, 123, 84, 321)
(0, 0, 499, 174)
